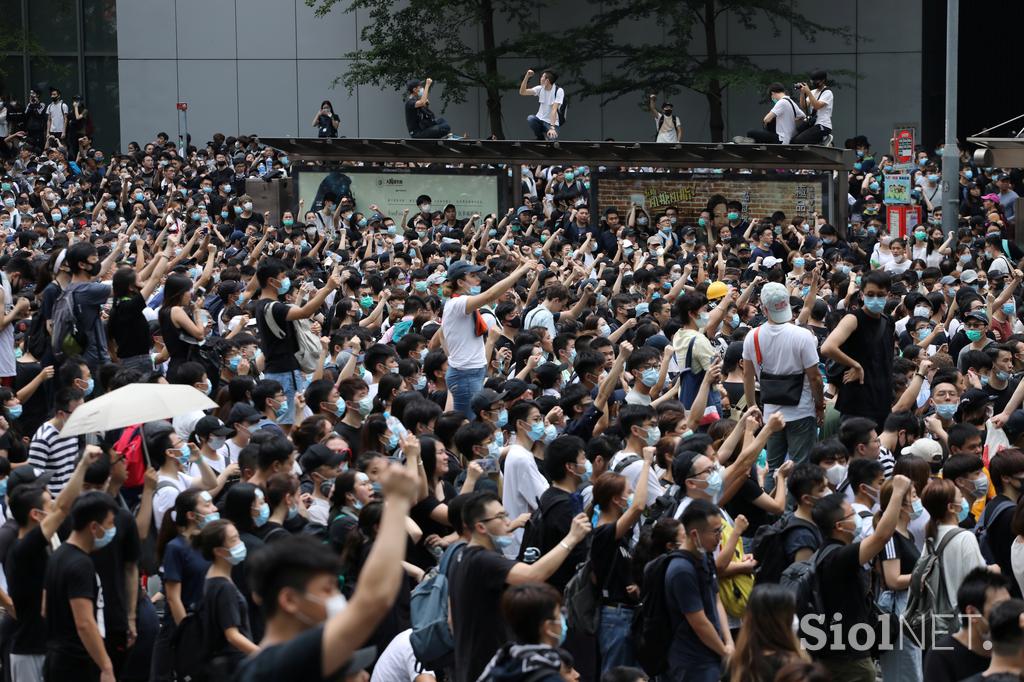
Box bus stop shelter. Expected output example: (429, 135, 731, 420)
(262, 137, 855, 229)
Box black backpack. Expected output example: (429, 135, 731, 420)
(171, 604, 209, 682)
(751, 514, 821, 585)
(976, 498, 1015, 563)
(518, 493, 567, 564)
(641, 485, 685, 530)
(556, 88, 568, 126)
(633, 550, 709, 676)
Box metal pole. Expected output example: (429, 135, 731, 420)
(941, 0, 959, 235)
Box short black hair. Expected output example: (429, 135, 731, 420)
(942, 454, 983, 482)
(247, 536, 342, 618)
(848, 458, 883, 492)
(838, 417, 877, 456)
(988, 599, 1024, 656)
(787, 462, 826, 503)
(680, 498, 718, 531)
(862, 269, 891, 291)
(956, 566, 1010, 617)
(543, 434, 585, 481)
(10, 486, 46, 527)
(811, 492, 847, 536)
(69, 491, 118, 532)
(462, 491, 501, 530)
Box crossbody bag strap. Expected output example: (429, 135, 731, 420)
(753, 327, 763, 366)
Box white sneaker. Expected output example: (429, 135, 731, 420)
(732, 135, 754, 144)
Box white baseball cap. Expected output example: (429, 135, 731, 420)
(760, 282, 792, 323)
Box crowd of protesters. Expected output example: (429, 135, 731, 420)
(1, 81, 1024, 682)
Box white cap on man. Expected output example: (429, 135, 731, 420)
(760, 282, 792, 323)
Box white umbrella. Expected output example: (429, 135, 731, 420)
(60, 383, 217, 438)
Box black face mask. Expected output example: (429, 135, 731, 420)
(89, 261, 101, 277)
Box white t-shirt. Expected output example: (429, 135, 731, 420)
(811, 88, 833, 130)
(936, 524, 987, 611)
(741, 323, 818, 421)
(1012, 538, 1024, 598)
(770, 96, 802, 144)
(154, 472, 195, 531)
(655, 114, 681, 143)
(46, 100, 68, 133)
(442, 296, 486, 370)
(531, 85, 564, 126)
(502, 442, 549, 558)
(884, 258, 912, 275)
(608, 450, 664, 508)
(190, 453, 226, 478)
(523, 303, 557, 339)
(371, 629, 436, 682)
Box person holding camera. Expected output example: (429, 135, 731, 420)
(792, 69, 833, 145)
(312, 100, 340, 138)
(738, 83, 803, 144)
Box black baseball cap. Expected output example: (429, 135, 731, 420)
(8, 466, 53, 497)
(299, 444, 346, 473)
(227, 403, 262, 426)
(194, 416, 234, 439)
(470, 388, 508, 415)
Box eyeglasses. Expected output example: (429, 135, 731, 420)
(480, 512, 510, 523)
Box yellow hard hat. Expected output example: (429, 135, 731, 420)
(706, 281, 729, 300)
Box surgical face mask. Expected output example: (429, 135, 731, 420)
(489, 532, 514, 550)
(641, 367, 659, 388)
(957, 498, 970, 523)
(645, 425, 661, 446)
(863, 295, 886, 314)
(273, 398, 289, 421)
(934, 402, 958, 420)
(7, 404, 21, 420)
(526, 421, 546, 442)
(697, 311, 710, 328)
(542, 424, 558, 444)
(487, 439, 500, 459)
(825, 463, 847, 488)
(917, 327, 931, 342)
(973, 475, 990, 498)
(844, 513, 866, 542)
(703, 468, 723, 501)
(225, 542, 247, 565)
(469, 285, 481, 295)
(496, 408, 508, 428)
(910, 498, 924, 520)
(208, 436, 226, 451)
(93, 524, 117, 550)
(255, 502, 270, 527)
(793, 258, 805, 268)
(965, 329, 984, 342)
(277, 276, 291, 295)
(727, 211, 739, 221)
(913, 306, 931, 319)
(199, 510, 220, 529)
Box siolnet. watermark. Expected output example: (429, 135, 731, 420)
(796, 612, 990, 652)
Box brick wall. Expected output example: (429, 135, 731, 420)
(595, 173, 827, 224)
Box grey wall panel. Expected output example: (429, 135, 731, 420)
(857, 0, 922, 53)
(855, 52, 923, 151)
(791, 1, 857, 55)
(725, 8, 792, 56)
(295, 0, 358, 59)
(724, 55, 789, 141)
(357, 82, 417, 138)
(237, 0, 298, 60)
(174, 0, 236, 60)
(296, 60, 359, 138)
(118, 59, 180, 147)
(116, 0, 177, 59)
(238, 60, 299, 136)
(176, 60, 239, 142)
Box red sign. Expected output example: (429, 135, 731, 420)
(175, 102, 188, 111)
(893, 128, 915, 165)
(886, 204, 922, 238)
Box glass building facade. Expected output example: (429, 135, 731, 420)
(0, 0, 119, 151)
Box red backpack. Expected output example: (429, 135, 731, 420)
(113, 424, 146, 489)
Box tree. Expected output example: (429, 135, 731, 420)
(305, 0, 545, 139)
(553, 0, 856, 142)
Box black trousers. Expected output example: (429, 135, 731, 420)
(792, 124, 831, 144)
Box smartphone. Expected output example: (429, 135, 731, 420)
(479, 457, 498, 473)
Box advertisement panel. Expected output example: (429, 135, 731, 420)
(595, 173, 827, 227)
(884, 174, 912, 205)
(297, 169, 499, 221)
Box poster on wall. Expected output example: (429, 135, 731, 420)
(595, 174, 827, 230)
(297, 169, 500, 221)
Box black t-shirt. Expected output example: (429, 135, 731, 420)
(723, 474, 771, 537)
(15, 359, 49, 439)
(315, 112, 339, 138)
(923, 634, 989, 682)
(404, 97, 435, 134)
(408, 486, 455, 570)
(44, 542, 101, 659)
(536, 487, 586, 593)
(984, 495, 1017, 596)
(89, 507, 141, 636)
(202, 576, 251, 667)
(256, 299, 299, 373)
(804, 539, 871, 660)
(448, 544, 516, 682)
(109, 292, 152, 358)
(232, 532, 266, 643)
(985, 378, 1020, 415)
(232, 622, 325, 682)
(589, 522, 635, 605)
(333, 421, 362, 459)
(6, 526, 50, 654)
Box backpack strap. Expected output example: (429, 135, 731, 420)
(934, 528, 967, 557)
(260, 300, 287, 339)
(981, 499, 1015, 529)
(612, 454, 642, 474)
(753, 327, 763, 366)
(155, 480, 179, 493)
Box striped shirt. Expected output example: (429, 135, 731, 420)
(27, 422, 80, 496)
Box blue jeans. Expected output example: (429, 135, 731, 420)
(527, 115, 558, 140)
(446, 366, 486, 419)
(878, 590, 922, 682)
(764, 415, 817, 493)
(597, 605, 636, 672)
(264, 370, 310, 426)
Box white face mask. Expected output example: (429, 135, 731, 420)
(825, 463, 847, 488)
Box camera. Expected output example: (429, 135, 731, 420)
(793, 83, 804, 92)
